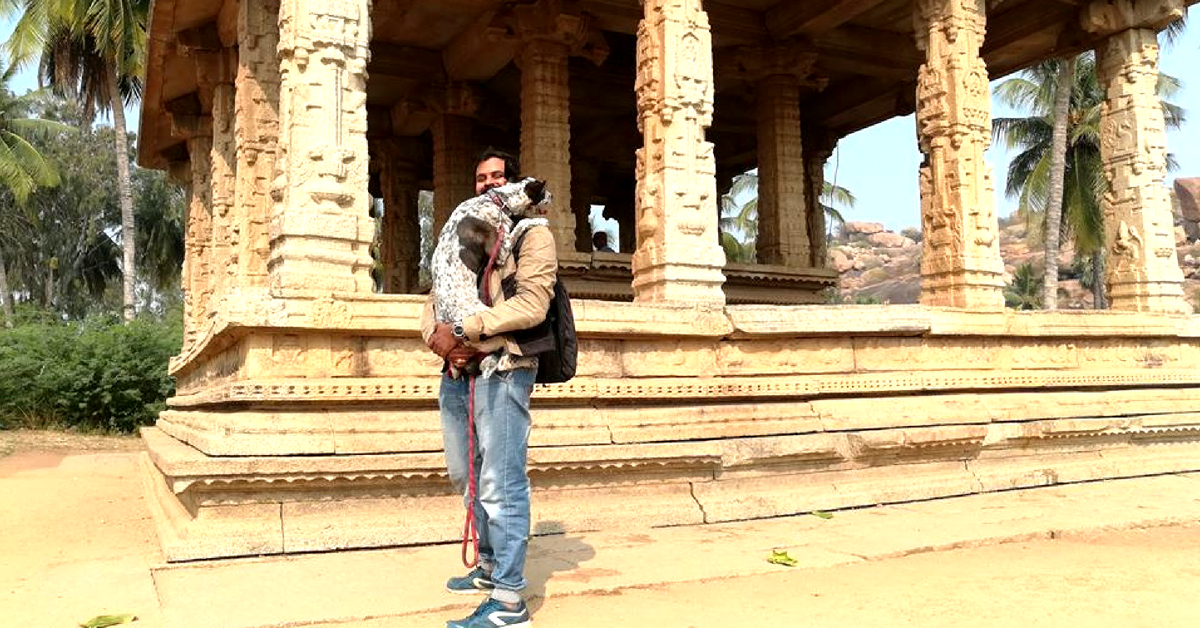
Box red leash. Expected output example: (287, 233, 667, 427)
(461, 374, 479, 567)
(460, 224, 507, 568)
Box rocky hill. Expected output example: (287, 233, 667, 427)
(831, 203, 1200, 311)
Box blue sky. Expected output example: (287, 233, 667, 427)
(5, 10, 1198, 235)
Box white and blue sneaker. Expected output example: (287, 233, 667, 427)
(446, 597, 531, 628)
(446, 566, 496, 595)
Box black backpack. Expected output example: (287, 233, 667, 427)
(506, 230, 578, 384)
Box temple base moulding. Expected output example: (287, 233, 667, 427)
(145, 296, 1200, 560)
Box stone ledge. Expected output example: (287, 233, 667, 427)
(165, 370, 1200, 407)
(142, 417, 1200, 561)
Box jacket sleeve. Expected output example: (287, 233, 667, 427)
(419, 292, 437, 346)
(462, 226, 556, 341)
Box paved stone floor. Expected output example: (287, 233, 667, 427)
(2, 431, 1198, 628)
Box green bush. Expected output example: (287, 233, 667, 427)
(0, 314, 180, 432)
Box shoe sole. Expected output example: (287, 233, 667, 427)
(445, 579, 495, 595)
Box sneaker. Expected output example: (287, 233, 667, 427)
(447, 597, 531, 628)
(446, 566, 495, 595)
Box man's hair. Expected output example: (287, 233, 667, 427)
(592, 231, 608, 246)
(475, 147, 520, 181)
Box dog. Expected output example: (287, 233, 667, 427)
(431, 178, 551, 377)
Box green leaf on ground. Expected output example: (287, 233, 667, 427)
(767, 549, 798, 567)
(79, 614, 136, 628)
(811, 510, 834, 519)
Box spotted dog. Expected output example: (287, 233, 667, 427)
(431, 178, 551, 377)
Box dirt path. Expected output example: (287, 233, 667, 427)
(382, 525, 1200, 628)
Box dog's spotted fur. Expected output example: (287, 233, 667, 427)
(432, 178, 551, 377)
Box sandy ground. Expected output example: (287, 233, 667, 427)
(502, 526, 1200, 628)
(2, 429, 1199, 628)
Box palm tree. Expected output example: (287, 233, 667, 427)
(1004, 262, 1044, 310)
(719, 169, 856, 263)
(3, 0, 150, 322)
(992, 53, 1185, 309)
(0, 63, 66, 326)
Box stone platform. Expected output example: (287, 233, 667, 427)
(142, 296, 1200, 561)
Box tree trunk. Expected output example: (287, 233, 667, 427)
(109, 67, 137, 322)
(1092, 251, 1106, 309)
(0, 251, 13, 327)
(1042, 55, 1076, 310)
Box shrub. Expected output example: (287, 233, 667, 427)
(0, 313, 180, 432)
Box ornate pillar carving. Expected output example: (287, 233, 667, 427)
(803, 126, 837, 269)
(373, 137, 422, 293)
(913, 0, 1004, 309)
(270, 0, 375, 293)
(729, 41, 819, 267)
(182, 136, 214, 347)
(207, 49, 239, 310)
(510, 0, 608, 259)
(1084, 0, 1188, 312)
(233, 0, 281, 288)
(431, 83, 479, 238)
(632, 0, 726, 304)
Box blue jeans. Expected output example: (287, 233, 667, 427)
(440, 366, 535, 592)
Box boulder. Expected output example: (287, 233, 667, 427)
(1174, 178, 1200, 241)
(830, 248, 854, 273)
(844, 221, 886, 235)
(867, 231, 915, 248)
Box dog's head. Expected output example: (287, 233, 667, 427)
(488, 177, 552, 219)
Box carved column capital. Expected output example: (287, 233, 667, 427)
(503, 0, 610, 66)
(430, 82, 484, 118)
(1081, 0, 1184, 34)
(721, 38, 825, 89)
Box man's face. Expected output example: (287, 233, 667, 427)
(475, 157, 508, 195)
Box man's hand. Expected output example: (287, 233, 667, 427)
(428, 322, 461, 359)
(446, 345, 478, 369)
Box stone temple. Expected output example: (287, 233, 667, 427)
(136, 0, 1200, 560)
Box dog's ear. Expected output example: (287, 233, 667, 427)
(456, 216, 493, 273)
(523, 179, 547, 205)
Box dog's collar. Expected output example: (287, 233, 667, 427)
(484, 189, 507, 211)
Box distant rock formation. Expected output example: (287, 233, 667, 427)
(1174, 178, 1200, 242)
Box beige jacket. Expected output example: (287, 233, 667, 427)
(420, 224, 557, 368)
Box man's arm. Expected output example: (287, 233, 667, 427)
(420, 291, 462, 359)
(461, 226, 556, 341)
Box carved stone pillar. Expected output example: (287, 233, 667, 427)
(183, 136, 214, 346)
(518, 39, 575, 255)
(632, 0, 726, 304)
(572, 159, 600, 253)
(728, 41, 819, 267)
(913, 0, 1004, 309)
(756, 77, 806, 266)
(430, 115, 474, 237)
(374, 137, 422, 293)
(270, 0, 375, 293)
(431, 84, 479, 238)
(233, 0, 281, 288)
(1084, 0, 1187, 312)
(607, 173, 637, 254)
(208, 49, 239, 308)
(803, 126, 837, 269)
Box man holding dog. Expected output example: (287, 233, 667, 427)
(421, 148, 556, 628)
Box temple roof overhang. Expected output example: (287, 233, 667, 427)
(137, 0, 1196, 170)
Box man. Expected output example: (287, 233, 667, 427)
(421, 148, 556, 628)
(591, 231, 615, 253)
